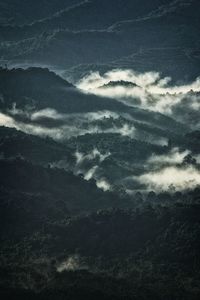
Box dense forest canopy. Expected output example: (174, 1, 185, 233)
(0, 1, 200, 299)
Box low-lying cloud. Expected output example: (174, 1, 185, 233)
(96, 178, 111, 191)
(77, 69, 200, 125)
(57, 255, 87, 273)
(0, 112, 65, 140)
(75, 148, 110, 165)
(0, 108, 135, 140)
(147, 147, 190, 166)
(74, 148, 111, 191)
(136, 166, 200, 192)
(133, 147, 200, 192)
(9, 102, 120, 122)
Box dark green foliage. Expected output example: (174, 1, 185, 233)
(0, 158, 131, 238)
(0, 67, 128, 114)
(0, 205, 200, 299)
(0, 0, 199, 295)
(0, 123, 199, 299)
(185, 131, 200, 153)
(0, 126, 73, 164)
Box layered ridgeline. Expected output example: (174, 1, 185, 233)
(0, 0, 199, 80)
(0, 125, 200, 300)
(1, 67, 199, 194)
(0, 1, 200, 299)
(0, 67, 200, 299)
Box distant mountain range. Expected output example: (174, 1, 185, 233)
(0, 67, 197, 194)
(0, 0, 199, 81)
(0, 2, 200, 299)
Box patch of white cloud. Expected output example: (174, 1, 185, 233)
(31, 108, 120, 122)
(0, 112, 16, 128)
(189, 94, 200, 111)
(74, 149, 111, 191)
(136, 166, 200, 192)
(4, 104, 173, 145)
(57, 255, 87, 273)
(77, 69, 162, 90)
(77, 69, 200, 117)
(49, 159, 72, 172)
(8, 102, 120, 123)
(149, 136, 168, 147)
(0, 109, 135, 140)
(7, 103, 133, 138)
(84, 165, 98, 180)
(8, 102, 32, 118)
(148, 147, 190, 166)
(117, 123, 135, 137)
(31, 108, 65, 121)
(75, 151, 84, 164)
(0, 111, 64, 140)
(96, 178, 111, 191)
(126, 147, 200, 192)
(64, 122, 135, 139)
(194, 154, 200, 164)
(75, 148, 110, 165)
